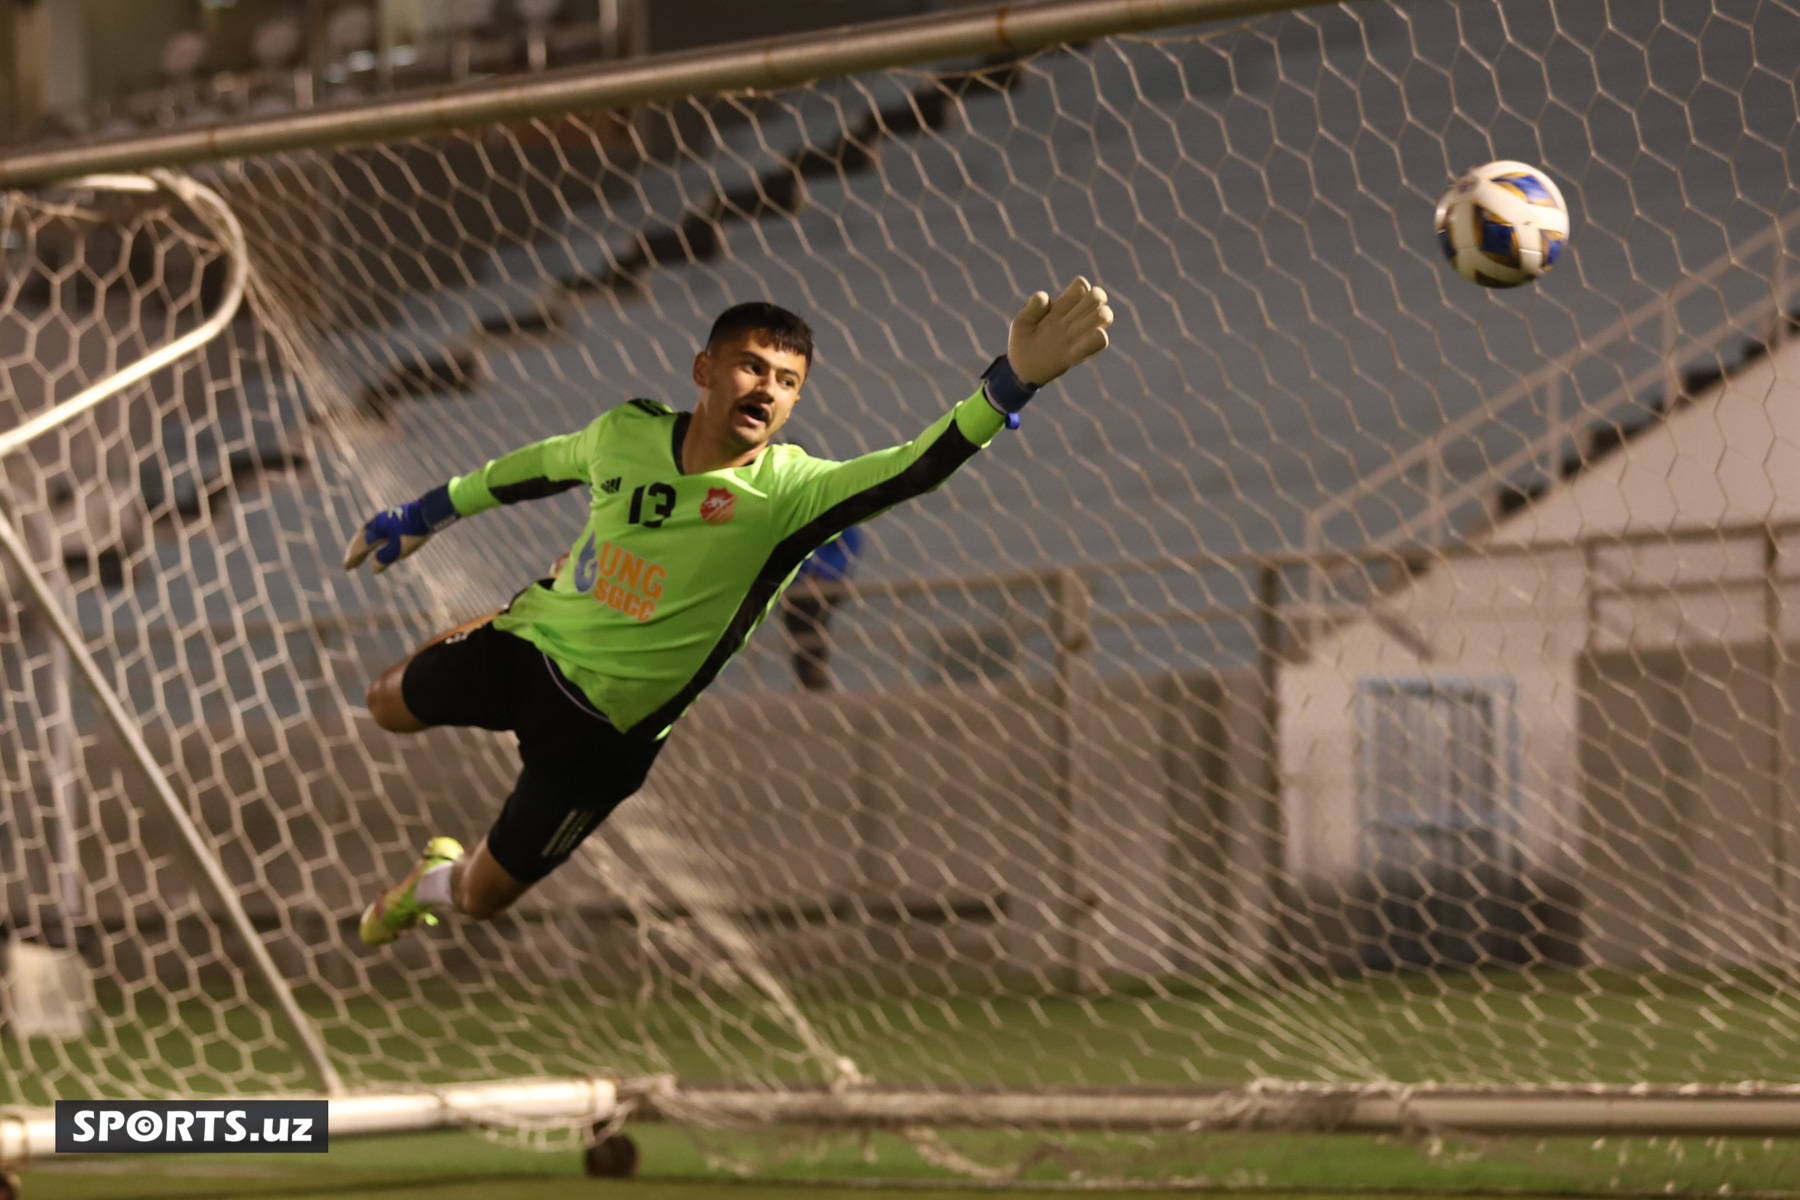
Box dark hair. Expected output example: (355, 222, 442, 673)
(706, 302, 814, 367)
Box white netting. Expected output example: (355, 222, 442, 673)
(5, 0, 1800, 1163)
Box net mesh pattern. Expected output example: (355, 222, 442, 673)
(4, 0, 1800, 1125)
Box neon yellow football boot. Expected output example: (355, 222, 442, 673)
(359, 837, 463, 946)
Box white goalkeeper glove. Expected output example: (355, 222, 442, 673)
(981, 278, 1114, 425)
(343, 484, 459, 575)
(1008, 276, 1114, 386)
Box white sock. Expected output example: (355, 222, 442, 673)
(415, 862, 456, 911)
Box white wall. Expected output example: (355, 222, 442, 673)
(1282, 336, 1800, 965)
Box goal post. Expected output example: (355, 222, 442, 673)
(0, 172, 337, 1081)
(0, 173, 641, 1154)
(5, 0, 1800, 1178)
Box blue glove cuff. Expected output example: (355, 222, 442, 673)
(418, 484, 460, 532)
(980, 356, 1038, 430)
(363, 484, 458, 566)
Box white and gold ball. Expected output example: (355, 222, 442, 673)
(1434, 161, 1570, 289)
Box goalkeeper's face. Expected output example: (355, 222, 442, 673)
(692, 332, 808, 453)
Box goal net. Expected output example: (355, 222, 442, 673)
(5, 0, 1800, 1178)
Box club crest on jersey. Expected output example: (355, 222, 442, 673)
(700, 487, 736, 525)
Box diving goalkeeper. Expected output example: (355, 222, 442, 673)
(346, 279, 1114, 946)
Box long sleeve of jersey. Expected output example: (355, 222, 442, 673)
(620, 390, 1005, 735)
(773, 390, 1007, 540)
(447, 414, 608, 516)
(481, 391, 1006, 737)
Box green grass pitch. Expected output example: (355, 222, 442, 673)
(10, 967, 1799, 1104)
(18, 1124, 1800, 1199)
(12, 968, 1800, 1196)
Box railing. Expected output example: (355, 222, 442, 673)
(62, 515, 1800, 716)
(1305, 207, 1800, 559)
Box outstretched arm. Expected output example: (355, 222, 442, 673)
(779, 277, 1114, 534)
(343, 418, 603, 575)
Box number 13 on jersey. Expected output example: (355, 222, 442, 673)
(628, 483, 675, 527)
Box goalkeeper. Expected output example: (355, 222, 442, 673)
(347, 279, 1113, 946)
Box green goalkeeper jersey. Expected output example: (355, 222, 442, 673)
(446, 390, 1007, 736)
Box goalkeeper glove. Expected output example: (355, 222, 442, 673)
(343, 484, 459, 575)
(984, 276, 1114, 425)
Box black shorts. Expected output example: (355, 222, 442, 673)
(401, 619, 665, 883)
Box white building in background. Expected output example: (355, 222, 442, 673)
(1282, 335, 1800, 972)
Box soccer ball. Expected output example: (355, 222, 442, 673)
(1434, 161, 1570, 288)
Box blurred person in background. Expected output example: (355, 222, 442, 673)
(781, 525, 863, 691)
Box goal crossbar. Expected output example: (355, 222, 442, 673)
(0, 0, 1337, 189)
